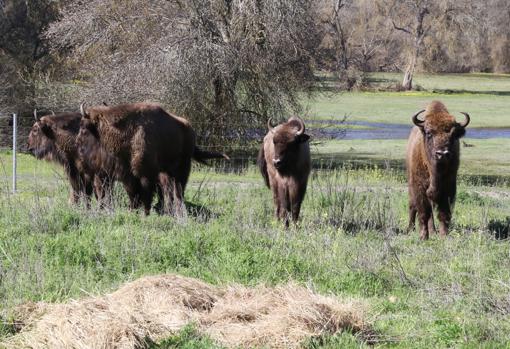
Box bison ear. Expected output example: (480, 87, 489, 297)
(453, 125, 466, 139)
(40, 122, 55, 139)
(297, 133, 310, 143)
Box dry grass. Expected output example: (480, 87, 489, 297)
(3, 274, 368, 349)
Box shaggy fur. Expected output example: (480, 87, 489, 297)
(27, 112, 94, 205)
(258, 117, 311, 227)
(80, 103, 229, 215)
(406, 100, 470, 239)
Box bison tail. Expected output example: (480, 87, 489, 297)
(257, 144, 270, 188)
(193, 147, 230, 165)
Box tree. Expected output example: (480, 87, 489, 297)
(382, 0, 482, 90)
(0, 0, 59, 113)
(384, 0, 434, 90)
(45, 0, 320, 147)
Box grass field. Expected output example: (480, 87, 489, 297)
(1, 73, 510, 348)
(307, 72, 510, 128)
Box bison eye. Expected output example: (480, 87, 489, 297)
(425, 132, 432, 139)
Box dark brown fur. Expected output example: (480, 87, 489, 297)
(27, 112, 94, 205)
(76, 117, 120, 208)
(79, 102, 229, 215)
(406, 101, 470, 240)
(257, 117, 311, 227)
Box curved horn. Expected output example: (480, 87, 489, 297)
(50, 110, 55, 116)
(295, 116, 305, 136)
(412, 109, 426, 126)
(459, 112, 470, 128)
(33, 109, 38, 121)
(80, 102, 86, 117)
(267, 117, 275, 131)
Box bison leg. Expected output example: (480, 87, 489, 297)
(95, 175, 114, 210)
(158, 173, 174, 215)
(417, 200, 432, 240)
(280, 186, 291, 228)
(66, 167, 82, 205)
(428, 214, 437, 235)
(153, 183, 165, 215)
(172, 179, 186, 218)
(437, 198, 452, 237)
(123, 176, 142, 210)
(289, 183, 307, 224)
(407, 205, 417, 233)
(270, 181, 281, 219)
(83, 176, 94, 209)
(139, 176, 155, 215)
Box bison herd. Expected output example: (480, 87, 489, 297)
(28, 100, 470, 240)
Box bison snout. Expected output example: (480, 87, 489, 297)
(435, 149, 451, 160)
(273, 158, 283, 168)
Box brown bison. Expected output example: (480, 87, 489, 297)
(76, 116, 119, 209)
(406, 100, 470, 240)
(79, 102, 229, 215)
(258, 116, 311, 227)
(28, 111, 94, 205)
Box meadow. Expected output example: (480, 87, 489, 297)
(0, 73, 510, 348)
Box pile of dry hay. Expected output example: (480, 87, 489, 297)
(3, 274, 368, 348)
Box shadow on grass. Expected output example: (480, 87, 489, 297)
(430, 89, 510, 96)
(488, 217, 510, 240)
(185, 201, 218, 222)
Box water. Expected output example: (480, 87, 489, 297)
(314, 120, 510, 140)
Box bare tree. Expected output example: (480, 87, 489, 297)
(384, 0, 434, 90)
(45, 0, 320, 147)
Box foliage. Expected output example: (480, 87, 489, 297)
(43, 0, 320, 146)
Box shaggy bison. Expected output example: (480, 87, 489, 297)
(76, 116, 119, 209)
(27, 111, 94, 205)
(406, 101, 470, 240)
(258, 116, 311, 227)
(78, 102, 229, 215)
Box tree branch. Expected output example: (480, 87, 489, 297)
(392, 20, 412, 35)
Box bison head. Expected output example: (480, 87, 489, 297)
(268, 116, 309, 171)
(412, 106, 470, 166)
(77, 113, 101, 161)
(27, 114, 57, 160)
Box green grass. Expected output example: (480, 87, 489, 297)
(368, 72, 510, 93)
(1, 73, 510, 348)
(307, 73, 510, 128)
(1, 152, 510, 348)
(313, 138, 510, 180)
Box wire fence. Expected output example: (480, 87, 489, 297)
(0, 113, 18, 193)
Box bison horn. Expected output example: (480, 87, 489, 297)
(412, 109, 426, 126)
(50, 110, 55, 116)
(267, 117, 276, 131)
(33, 109, 38, 121)
(295, 116, 305, 136)
(80, 102, 86, 117)
(459, 112, 470, 128)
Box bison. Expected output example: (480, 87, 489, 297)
(257, 116, 311, 227)
(406, 100, 470, 240)
(76, 116, 119, 209)
(78, 102, 229, 215)
(28, 111, 94, 205)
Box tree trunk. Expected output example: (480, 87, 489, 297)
(402, 52, 417, 90)
(399, 6, 429, 91)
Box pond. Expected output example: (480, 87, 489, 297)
(314, 120, 510, 140)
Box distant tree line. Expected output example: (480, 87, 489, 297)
(1, 0, 509, 146)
